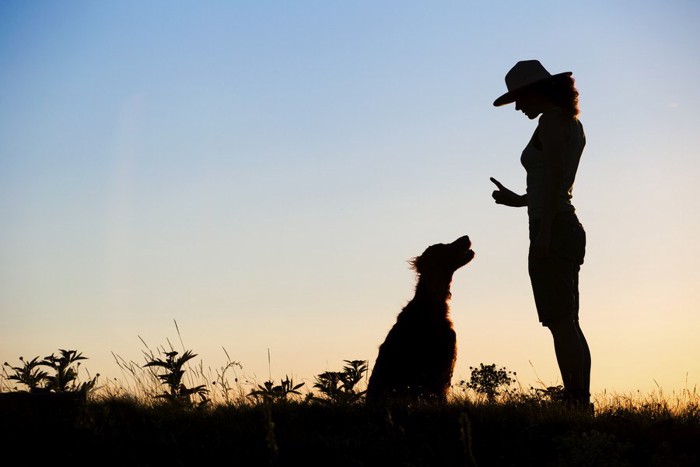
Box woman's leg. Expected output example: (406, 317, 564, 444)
(547, 317, 591, 405)
(576, 319, 591, 397)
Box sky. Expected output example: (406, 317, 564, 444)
(1, 1, 699, 397)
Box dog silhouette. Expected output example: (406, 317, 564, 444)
(367, 235, 474, 403)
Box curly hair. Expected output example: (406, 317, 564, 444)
(532, 75, 580, 118)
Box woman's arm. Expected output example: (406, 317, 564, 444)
(490, 177, 527, 207)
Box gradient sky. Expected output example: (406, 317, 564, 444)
(2, 1, 699, 396)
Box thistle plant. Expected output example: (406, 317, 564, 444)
(248, 376, 305, 403)
(3, 357, 49, 392)
(313, 360, 368, 404)
(39, 349, 99, 393)
(3, 350, 98, 394)
(143, 349, 209, 406)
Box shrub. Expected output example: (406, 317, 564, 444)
(460, 363, 516, 402)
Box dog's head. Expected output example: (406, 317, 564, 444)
(410, 235, 475, 276)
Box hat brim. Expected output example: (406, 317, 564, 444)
(493, 71, 572, 107)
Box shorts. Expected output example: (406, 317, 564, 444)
(528, 211, 586, 327)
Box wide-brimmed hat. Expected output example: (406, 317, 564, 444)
(493, 60, 571, 107)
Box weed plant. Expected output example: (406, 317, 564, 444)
(313, 359, 368, 404)
(3, 349, 98, 394)
(248, 375, 306, 403)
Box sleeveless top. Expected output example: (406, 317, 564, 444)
(520, 111, 585, 220)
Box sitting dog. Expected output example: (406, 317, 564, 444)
(366, 235, 474, 404)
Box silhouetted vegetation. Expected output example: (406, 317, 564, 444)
(249, 375, 306, 403)
(2, 385, 698, 466)
(3, 349, 98, 394)
(313, 359, 367, 404)
(459, 363, 518, 402)
(1, 335, 698, 466)
(143, 348, 209, 406)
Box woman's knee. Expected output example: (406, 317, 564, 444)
(546, 316, 579, 337)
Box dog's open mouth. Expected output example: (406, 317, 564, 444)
(465, 248, 475, 261)
(451, 235, 474, 264)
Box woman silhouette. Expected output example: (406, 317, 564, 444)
(491, 60, 591, 408)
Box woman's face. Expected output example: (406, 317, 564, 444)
(514, 91, 542, 120)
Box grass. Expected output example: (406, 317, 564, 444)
(2, 327, 698, 466)
(2, 366, 699, 467)
(2, 387, 698, 467)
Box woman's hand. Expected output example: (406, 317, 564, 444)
(490, 177, 526, 207)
